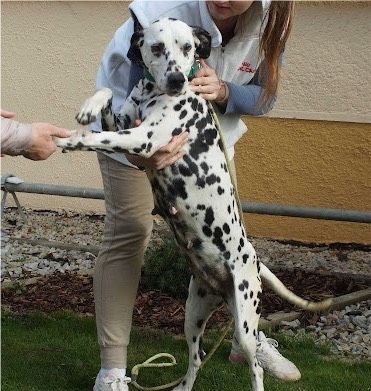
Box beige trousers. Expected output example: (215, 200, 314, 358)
(95, 153, 236, 368)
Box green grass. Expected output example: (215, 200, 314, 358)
(2, 311, 371, 391)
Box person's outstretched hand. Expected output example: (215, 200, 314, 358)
(25, 122, 71, 160)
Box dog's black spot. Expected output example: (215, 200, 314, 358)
(171, 178, 188, 199)
(183, 155, 199, 176)
(204, 207, 214, 226)
(223, 251, 230, 260)
(172, 127, 182, 136)
(191, 98, 198, 111)
(212, 226, 225, 252)
(147, 131, 153, 139)
(189, 136, 209, 161)
(196, 176, 206, 188)
(242, 254, 249, 264)
(101, 139, 111, 144)
(204, 127, 217, 145)
(202, 225, 212, 237)
(200, 162, 209, 174)
(240, 238, 245, 247)
(179, 164, 192, 177)
(223, 223, 230, 234)
(185, 116, 196, 128)
(206, 174, 217, 186)
(197, 204, 206, 210)
(195, 117, 207, 132)
(179, 110, 187, 120)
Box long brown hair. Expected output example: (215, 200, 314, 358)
(260, 1, 295, 104)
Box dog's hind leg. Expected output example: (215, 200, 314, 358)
(227, 272, 264, 391)
(173, 276, 222, 391)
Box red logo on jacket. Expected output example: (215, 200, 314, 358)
(238, 62, 256, 73)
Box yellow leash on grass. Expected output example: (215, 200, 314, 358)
(130, 319, 233, 390)
(131, 102, 241, 390)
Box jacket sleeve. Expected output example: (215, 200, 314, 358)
(1, 117, 32, 156)
(222, 53, 284, 116)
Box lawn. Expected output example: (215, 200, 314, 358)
(2, 311, 371, 391)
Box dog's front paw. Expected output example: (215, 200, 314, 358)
(76, 88, 113, 125)
(55, 129, 90, 151)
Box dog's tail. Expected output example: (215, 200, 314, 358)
(260, 263, 333, 312)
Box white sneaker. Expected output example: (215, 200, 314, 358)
(229, 331, 301, 381)
(93, 370, 131, 391)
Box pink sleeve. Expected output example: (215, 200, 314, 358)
(1, 117, 32, 156)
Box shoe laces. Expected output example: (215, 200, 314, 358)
(257, 333, 281, 358)
(258, 337, 279, 350)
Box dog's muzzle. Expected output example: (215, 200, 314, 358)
(166, 72, 186, 95)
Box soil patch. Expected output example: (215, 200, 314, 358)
(2, 270, 369, 333)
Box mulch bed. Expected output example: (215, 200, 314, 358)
(2, 271, 369, 334)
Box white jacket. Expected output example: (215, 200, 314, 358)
(94, 0, 271, 164)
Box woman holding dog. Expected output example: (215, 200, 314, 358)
(92, 1, 297, 390)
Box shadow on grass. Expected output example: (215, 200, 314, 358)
(2, 311, 371, 391)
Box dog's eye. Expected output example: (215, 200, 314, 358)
(183, 43, 192, 53)
(151, 43, 165, 55)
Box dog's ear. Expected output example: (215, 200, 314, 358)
(192, 27, 211, 59)
(127, 30, 144, 65)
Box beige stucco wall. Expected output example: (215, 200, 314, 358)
(1, 1, 371, 244)
(236, 117, 371, 244)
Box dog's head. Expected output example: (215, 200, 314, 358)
(128, 18, 211, 96)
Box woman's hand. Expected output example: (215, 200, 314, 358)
(126, 120, 188, 170)
(189, 59, 229, 104)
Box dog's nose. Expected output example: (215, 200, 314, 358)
(167, 72, 186, 91)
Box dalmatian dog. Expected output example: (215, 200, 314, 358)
(56, 18, 332, 391)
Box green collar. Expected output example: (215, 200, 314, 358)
(143, 60, 201, 83)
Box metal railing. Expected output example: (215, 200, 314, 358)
(2, 175, 371, 224)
